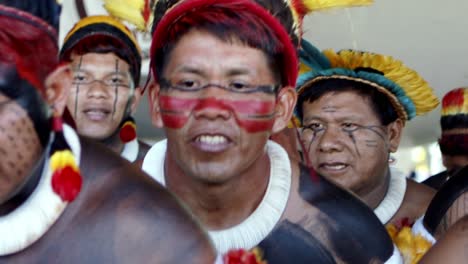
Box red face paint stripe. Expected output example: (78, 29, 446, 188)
(159, 95, 275, 115)
(161, 113, 188, 129)
(159, 95, 276, 132)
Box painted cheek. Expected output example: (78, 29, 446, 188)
(159, 95, 276, 132)
(159, 95, 196, 129)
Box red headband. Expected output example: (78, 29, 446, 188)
(149, 0, 298, 88)
(0, 5, 58, 94)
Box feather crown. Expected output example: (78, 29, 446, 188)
(440, 87, 468, 131)
(441, 87, 468, 117)
(103, 0, 373, 89)
(297, 39, 439, 122)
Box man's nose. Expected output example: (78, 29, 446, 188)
(318, 126, 344, 153)
(86, 80, 109, 98)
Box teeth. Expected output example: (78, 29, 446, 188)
(85, 109, 107, 114)
(197, 135, 227, 145)
(323, 164, 346, 170)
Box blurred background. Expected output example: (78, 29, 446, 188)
(60, 0, 468, 181)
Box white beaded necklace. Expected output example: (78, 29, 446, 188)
(142, 139, 292, 254)
(374, 167, 407, 224)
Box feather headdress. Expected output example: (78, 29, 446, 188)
(103, 0, 373, 89)
(440, 87, 468, 129)
(438, 87, 468, 155)
(103, 0, 373, 35)
(297, 39, 439, 122)
(59, 15, 142, 84)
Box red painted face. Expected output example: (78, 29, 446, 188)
(159, 94, 276, 133)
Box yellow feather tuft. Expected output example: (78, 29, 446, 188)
(103, 0, 148, 31)
(301, 0, 373, 12)
(50, 150, 79, 172)
(322, 49, 439, 117)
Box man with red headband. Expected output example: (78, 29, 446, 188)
(0, 0, 215, 262)
(129, 0, 401, 262)
(59, 15, 150, 163)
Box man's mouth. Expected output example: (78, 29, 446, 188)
(83, 108, 111, 121)
(192, 134, 231, 152)
(319, 162, 349, 171)
(196, 135, 228, 144)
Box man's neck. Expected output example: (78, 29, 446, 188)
(101, 132, 125, 154)
(358, 168, 391, 210)
(165, 153, 271, 231)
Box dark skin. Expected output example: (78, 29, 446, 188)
(435, 191, 468, 238)
(0, 65, 216, 263)
(300, 91, 435, 224)
(1, 138, 215, 263)
(66, 53, 149, 162)
(420, 215, 468, 264)
(148, 30, 395, 263)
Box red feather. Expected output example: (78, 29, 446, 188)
(142, 0, 151, 24)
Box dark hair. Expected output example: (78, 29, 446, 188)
(62, 35, 140, 84)
(152, 4, 284, 85)
(297, 78, 399, 125)
(441, 114, 468, 131)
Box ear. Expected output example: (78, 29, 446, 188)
(129, 86, 142, 114)
(147, 80, 164, 128)
(45, 64, 72, 116)
(271, 86, 297, 134)
(387, 118, 404, 153)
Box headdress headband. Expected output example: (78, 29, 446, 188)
(0, 4, 58, 93)
(296, 39, 439, 122)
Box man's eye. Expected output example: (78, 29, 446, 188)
(73, 74, 87, 82)
(305, 123, 324, 131)
(176, 80, 198, 89)
(342, 123, 358, 131)
(228, 81, 249, 90)
(109, 77, 125, 84)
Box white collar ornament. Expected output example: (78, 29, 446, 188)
(0, 125, 81, 256)
(142, 139, 292, 254)
(121, 137, 139, 162)
(374, 167, 407, 224)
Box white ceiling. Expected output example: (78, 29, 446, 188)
(60, 0, 468, 146)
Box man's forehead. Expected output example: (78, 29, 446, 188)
(71, 53, 130, 73)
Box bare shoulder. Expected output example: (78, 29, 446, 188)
(405, 179, 437, 201)
(280, 164, 395, 263)
(420, 215, 468, 264)
(78, 138, 216, 263)
(395, 179, 436, 222)
(435, 192, 468, 237)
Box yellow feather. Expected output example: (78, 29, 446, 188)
(322, 49, 439, 118)
(302, 0, 373, 12)
(103, 0, 146, 30)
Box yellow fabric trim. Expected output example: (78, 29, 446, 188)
(63, 15, 141, 54)
(322, 49, 439, 116)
